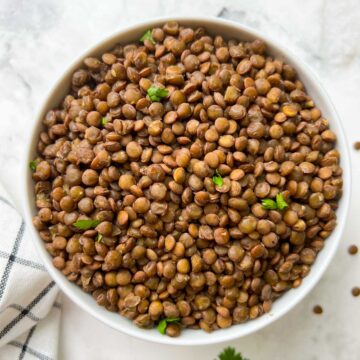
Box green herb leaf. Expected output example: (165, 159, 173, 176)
(157, 319, 167, 335)
(140, 29, 155, 45)
(147, 85, 169, 102)
(212, 170, 223, 187)
(276, 192, 288, 210)
(96, 233, 103, 242)
(261, 198, 278, 210)
(156, 317, 180, 335)
(73, 219, 100, 230)
(101, 117, 108, 126)
(261, 192, 288, 210)
(29, 161, 37, 171)
(217, 347, 248, 360)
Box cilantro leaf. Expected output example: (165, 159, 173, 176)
(261, 198, 278, 210)
(157, 319, 167, 335)
(212, 170, 223, 187)
(96, 233, 103, 242)
(29, 161, 37, 171)
(147, 85, 169, 102)
(101, 117, 108, 126)
(217, 347, 248, 360)
(73, 219, 100, 230)
(156, 317, 180, 335)
(261, 192, 288, 210)
(276, 192, 288, 210)
(140, 29, 155, 45)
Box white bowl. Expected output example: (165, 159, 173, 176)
(23, 16, 351, 346)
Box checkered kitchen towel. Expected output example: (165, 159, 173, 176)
(0, 183, 61, 360)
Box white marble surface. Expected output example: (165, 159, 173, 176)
(1, 0, 360, 359)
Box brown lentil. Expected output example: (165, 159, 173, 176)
(31, 21, 343, 337)
(313, 305, 323, 315)
(351, 287, 360, 297)
(348, 245, 358, 255)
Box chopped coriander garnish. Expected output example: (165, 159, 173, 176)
(261, 192, 288, 210)
(276, 192, 288, 210)
(140, 29, 155, 45)
(147, 85, 169, 102)
(261, 198, 278, 210)
(101, 117, 108, 126)
(29, 161, 37, 171)
(96, 233, 103, 242)
(73, 219, 100, 230)
(156, 317, 180, 335)
(212, 170, 223, 187)
(216, 347, 248, 360)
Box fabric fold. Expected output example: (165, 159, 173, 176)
(0, 183, 60, 360)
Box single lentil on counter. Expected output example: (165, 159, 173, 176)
(31, 21, 343, 337)
(348, 245, 358, 255)
(313, 305, 323, 315)
(351, 287, 360, 297)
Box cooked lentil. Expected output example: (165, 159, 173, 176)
(348, 245, 358, 255)
(351, 287, 360, 297)
(313, 305, 323, 314)
(31, 21, 343, 336)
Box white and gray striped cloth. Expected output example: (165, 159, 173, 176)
(0, 183, 60, 360)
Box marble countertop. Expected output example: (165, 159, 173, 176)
(1, 0, 360, 359)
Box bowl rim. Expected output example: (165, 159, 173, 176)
(22, 15, 351, 346)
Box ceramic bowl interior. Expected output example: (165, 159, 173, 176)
(23, 17, 351, 345)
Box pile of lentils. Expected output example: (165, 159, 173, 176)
(31, 21, 343, 337)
